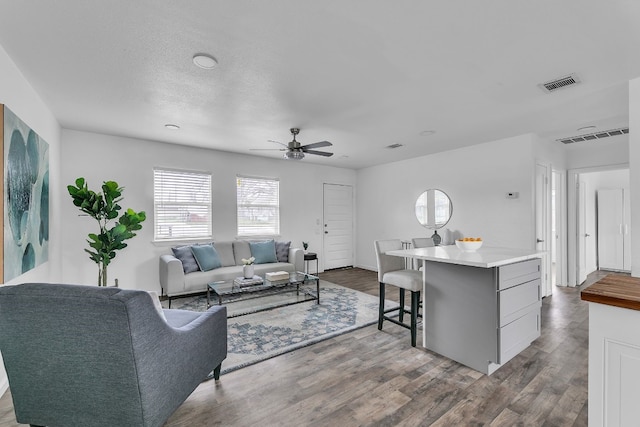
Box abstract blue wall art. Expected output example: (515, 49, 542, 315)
(2, 105, 50, 282)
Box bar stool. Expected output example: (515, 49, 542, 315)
(411, 237, 434, 270)
(374, 239, 423, 347)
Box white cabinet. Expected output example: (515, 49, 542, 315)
(597, 188, 631, 271)
(582, 276, 640, 426)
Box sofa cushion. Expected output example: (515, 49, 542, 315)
(250, 240, 278, 264)
(233, 241, 252, 265)
(275, 241, 291, 262)
(171, 245, 200, 273)
(213, 241, 236, 267)
(191, 244, 222, 271)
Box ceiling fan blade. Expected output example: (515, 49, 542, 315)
(300, 140, 332, 150)
(267, 139, 289, 148)
(303, 149, 334, 157)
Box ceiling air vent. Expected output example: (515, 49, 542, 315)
(557, 127, 629, 144)
(386, 143, 403, 149)
(539, 73, 581, 93)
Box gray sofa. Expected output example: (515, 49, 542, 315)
(159, 240, 304, 302)
(0, 282, 227, 427)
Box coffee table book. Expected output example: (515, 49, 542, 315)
(233, 275, 264, 287)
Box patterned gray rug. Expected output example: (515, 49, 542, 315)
(163, 281, 397, 374)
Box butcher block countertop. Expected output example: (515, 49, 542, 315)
(581, 275, 640, 311)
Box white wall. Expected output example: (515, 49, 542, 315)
(356, 133, 540, 271)
(60, 129, 356, 291)
(0, 44, 62, 397)
(565, 134, 629, 170)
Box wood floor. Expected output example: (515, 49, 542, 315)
(0, 268, 608, 426)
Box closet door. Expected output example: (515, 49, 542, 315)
(597, 189, 624, 271)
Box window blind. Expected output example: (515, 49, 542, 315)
(236, 175, 280, 236)
(154, 168, 212, 240)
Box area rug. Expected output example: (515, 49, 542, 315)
(163, 281, 398, 374)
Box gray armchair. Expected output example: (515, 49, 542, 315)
(0, 283, 227, 427)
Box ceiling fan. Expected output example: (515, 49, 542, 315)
(251, 128, 333, 160)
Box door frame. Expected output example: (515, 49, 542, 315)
(552, 169, 567, 287)
(535, 162, 552, 296)
(567, 163, 629, 286)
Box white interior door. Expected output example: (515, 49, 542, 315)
(577, 181, 588, 284)
(323, 183, 353, 270)
(535, 164, 551, 296)
(598, 188, 627, 271)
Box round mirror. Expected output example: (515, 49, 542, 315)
(415, 189, 453, 230)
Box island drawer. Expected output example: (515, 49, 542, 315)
(498, 308, 540, 364)
(499, 278, 541, 327)
(497, 258, 541, 290)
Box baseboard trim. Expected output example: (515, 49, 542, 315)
(355, 263, 377, 272)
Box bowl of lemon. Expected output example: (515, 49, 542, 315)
(455, 237, 483, 251)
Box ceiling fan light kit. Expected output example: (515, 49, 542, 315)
(284, 150, 305, 160)
(251, 127, 334, 160)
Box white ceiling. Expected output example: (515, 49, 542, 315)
(1, 0, 639, 169)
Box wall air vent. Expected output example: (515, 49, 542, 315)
(557, 127, 629, 144)
(539, 73, 581, 93)
(386, 143, 403, 149)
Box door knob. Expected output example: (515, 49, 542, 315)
(536, 238, 544, 243)
(585, 233, 590, 237)
(324, 231, 328, 234)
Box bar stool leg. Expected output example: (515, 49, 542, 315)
(410, 291, 420, 347)
(399, 288, 405, 323)
(378, 282, 385, 330)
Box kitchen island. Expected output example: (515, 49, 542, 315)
(387, 245, 543, 375)
(581, 274, 640, 426)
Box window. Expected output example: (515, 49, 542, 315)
(153, 168, 212, 241)
(236, 175, 280, 236)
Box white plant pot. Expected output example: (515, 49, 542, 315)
(243, 264, 254, 279)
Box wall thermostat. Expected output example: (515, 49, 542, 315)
(506, 192, 519, 199)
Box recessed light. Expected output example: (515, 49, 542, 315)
(192, 54, 218, 69)
(577, 125, 596, 133)
(419, 130, 436, 136)
(165, 124, 180, 130)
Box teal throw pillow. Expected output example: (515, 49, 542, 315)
(190, 244, 222, 271)
(249, 240, 278, 264)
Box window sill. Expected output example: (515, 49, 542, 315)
(152, 238, 213, 247)
(235, 235, 281, 240)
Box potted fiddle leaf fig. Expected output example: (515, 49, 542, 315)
(67, 177, 146, 286)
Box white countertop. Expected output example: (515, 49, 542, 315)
(386, 245, 544, 268)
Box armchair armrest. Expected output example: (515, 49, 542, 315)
(289, 247, 304, 273)
(159, 254, 184, 296)
(130, 301, 227, 425)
